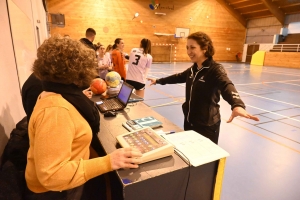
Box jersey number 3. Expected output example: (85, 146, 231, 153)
(132, 55, 141, 65)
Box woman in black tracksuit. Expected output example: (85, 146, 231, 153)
(147, 31, 259, 144)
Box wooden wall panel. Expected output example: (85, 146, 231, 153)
(264, 52, 300, 68)
(47, 0, 246, 62)
(152, 46, 171, 62)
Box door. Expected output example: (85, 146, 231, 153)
(246, 44, 259, 63)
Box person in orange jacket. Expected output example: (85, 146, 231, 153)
(112, 38, 126, 80)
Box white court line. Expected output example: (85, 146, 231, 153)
(246, 104, 300, 123)
(221, 64, 233, 68)
(147, 75, 161, 79)
(148, 73, 300, 98)
(239, 90, 300, 108)
(150, 100, 300, 123)
(227, 69, 300, 77)
(224, 68, 300, 77)
(147, 74, 185, 108)
(262, 67, 300, 73)
(148, 73, 300, 118)
(235, 79, 300, 86)
(150, 100, 183, 108)
(224, 68, 300, 78)
(151, 68, 300, 78)
(150, 71, 183, 73)
(252, 70, 300, 77)
(281, 82, 300, 87)
(150, 69, 300, 88)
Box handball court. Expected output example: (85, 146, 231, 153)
(143, 62, 300, 200)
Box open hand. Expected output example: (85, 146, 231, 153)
(227, 106, 259, 123)
(147, 78, 157, 86)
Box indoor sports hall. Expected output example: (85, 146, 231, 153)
(1, 0, 300, 200)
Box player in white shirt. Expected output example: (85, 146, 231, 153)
(96, 44, 111, 79)
(104, 44, 113, 66)
(126, 38, 152, 98)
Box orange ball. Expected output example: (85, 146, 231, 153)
(90, 78, 107, 94)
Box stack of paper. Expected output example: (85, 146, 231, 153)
(163, 130, 229, 167)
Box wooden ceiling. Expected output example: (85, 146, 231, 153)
(215, 0, 300, 27)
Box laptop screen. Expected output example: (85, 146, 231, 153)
(117, 82, 133, 105)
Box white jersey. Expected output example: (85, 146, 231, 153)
(104, 52, 112, 65)
(97, 54, 110, 66)
(127, 48, 153, 84)
(97, 54, 110, 79)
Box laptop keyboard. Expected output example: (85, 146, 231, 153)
(101, 99, 123, 111)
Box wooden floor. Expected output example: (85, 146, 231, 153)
(144, 62, 300, 200)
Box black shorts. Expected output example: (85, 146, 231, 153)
(126, 80, 145, 90)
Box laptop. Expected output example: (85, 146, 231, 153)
(96, 82, 134, 113)
(99, 85, 144, 103)
(128, 92, 144, 103)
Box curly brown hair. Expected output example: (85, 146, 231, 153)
(187, 31, 215, 58)
(32, 35, 97, 88)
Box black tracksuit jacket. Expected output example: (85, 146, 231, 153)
(156, 58, 245, 126)
(79, 38, 96, 51)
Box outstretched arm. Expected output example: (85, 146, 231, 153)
(147, 67, 190, 86)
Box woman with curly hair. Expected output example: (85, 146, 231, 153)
(25, 35, 142, 200)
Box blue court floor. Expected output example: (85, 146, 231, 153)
(144, 62, 300, 200)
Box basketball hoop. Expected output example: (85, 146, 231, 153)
(175, 27, 189, 38)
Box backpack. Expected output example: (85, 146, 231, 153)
(0, 116, 29, 199)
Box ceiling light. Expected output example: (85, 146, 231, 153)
(132, 12, 139, 20)
(155, 12, 166, 15)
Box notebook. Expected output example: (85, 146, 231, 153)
(162, 130, 230, 167)
(122, 116, 163, 131)
(96, 82, 134, 113)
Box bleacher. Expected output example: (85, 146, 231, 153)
(270, 44, 300, 52)
(269, 33, 300, 52)
(279, 33, 300, 44)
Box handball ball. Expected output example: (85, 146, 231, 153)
(90, 78, 107, 94)
(105, 71, 121, 88)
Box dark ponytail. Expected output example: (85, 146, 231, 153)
(140, 38, 151, 54)
(113, 38, 122, 50)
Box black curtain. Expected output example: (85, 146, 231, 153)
(42, 0, 47, 12)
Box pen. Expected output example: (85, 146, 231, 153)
(164, 131, 175, 135)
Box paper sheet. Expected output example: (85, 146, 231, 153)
(163, 130, 230, 167)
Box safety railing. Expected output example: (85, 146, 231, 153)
(269, 44, 300, 52)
